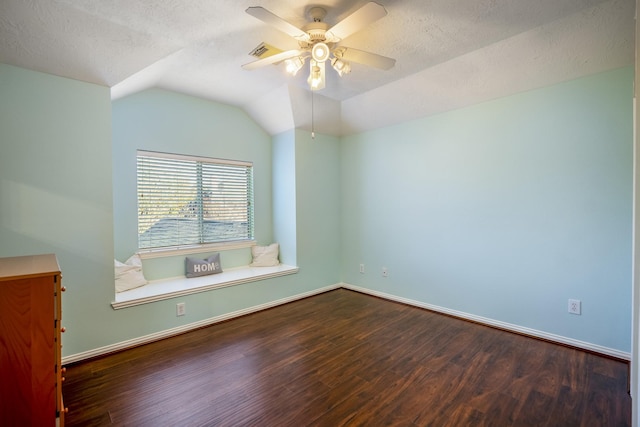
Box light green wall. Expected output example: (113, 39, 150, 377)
(273, 130, 297, 266)
(0, 61, 632, 357)
(272, 129, 342, 285)
(0, 65, 341, 357)
(341, 67, 633, 352)
(294, 130, 342, 282)
(0, 63, 115, 355)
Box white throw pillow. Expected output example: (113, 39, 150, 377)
(115, 254, 148, 293)
(250, 243, 280, 267)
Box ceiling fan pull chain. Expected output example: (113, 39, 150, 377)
(311, 89, 315, 140)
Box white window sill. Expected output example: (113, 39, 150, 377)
(112, 264, 299, 309)
(137, 240, 256, 260)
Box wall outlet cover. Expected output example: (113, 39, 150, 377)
(568, 299, 581, 315)
(176, 302, 186, 316)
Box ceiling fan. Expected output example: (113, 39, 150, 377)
(242, 2, 396, 91)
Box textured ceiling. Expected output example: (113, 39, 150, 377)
(0, 0, 634, 136)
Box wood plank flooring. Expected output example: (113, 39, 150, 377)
(62, 289, 631, 426)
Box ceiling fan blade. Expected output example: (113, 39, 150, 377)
(242, 49, 305, 70)
(325, 2, 387, 42)
(337, 47, 396, 70)
(246, 7, 310, 42)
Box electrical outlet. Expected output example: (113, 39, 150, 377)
(359, 264, 365, 274)
(568, 299, 581, 315)
(176, 302, 186, 316)
(382, 267, 388, 277)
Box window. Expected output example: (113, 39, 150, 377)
(137, 150, 254, 251)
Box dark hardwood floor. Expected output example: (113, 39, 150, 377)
(63, 289, 631, 426)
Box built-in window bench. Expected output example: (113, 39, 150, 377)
(112, 264, 299, 309)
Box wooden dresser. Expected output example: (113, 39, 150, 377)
(0, 254, 67, 426)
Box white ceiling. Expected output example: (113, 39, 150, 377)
(0, 0, 634, 136)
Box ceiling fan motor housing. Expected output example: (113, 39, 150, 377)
(299, 6, 332, 51)
(302, 22, 329, 43)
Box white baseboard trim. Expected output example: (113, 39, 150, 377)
(63, 282, 630, 365)
(62, 283, 341, 365)
(341, 283, 631, 361)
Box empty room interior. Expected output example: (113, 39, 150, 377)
(1, 0, 640, 425)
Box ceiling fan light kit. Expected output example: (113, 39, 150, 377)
(307, 60, 326, 90)
(331, 57, 351, 77)
(243, 2, 395, 91)
(284, 56, 305, 76)
(311, 42, 330, 63)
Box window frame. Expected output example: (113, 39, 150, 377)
(136, 150, 255, 257)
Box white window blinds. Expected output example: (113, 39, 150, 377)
(137, 150, 254, 250)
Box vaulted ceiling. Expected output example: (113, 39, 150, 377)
(0, 0, 634, 136)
